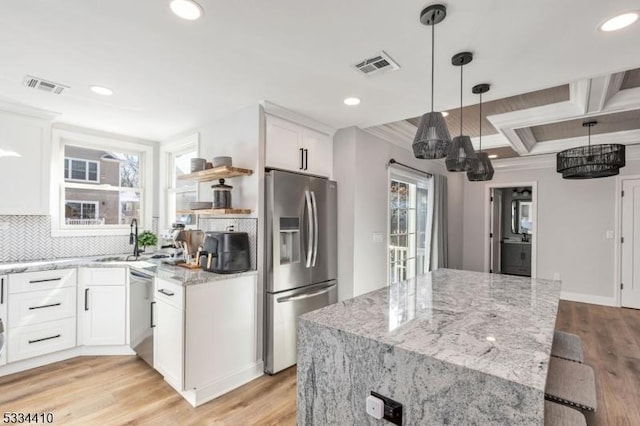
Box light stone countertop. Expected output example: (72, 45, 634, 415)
(300, 268, 561, 392)
(0, 255, 257, 286)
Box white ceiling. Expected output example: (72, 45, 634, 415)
(1, 0, 639, 141)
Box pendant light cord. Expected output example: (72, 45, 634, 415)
(479, 92, 482, 152)
(430, 21, 435, 113)
(459, 63, 463, 136)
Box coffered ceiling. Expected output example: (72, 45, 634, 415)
(365, 67, 640, 160)
(0, 1, 639, 141)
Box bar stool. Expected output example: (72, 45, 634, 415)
(551, 330, 584, 363)
(544, 401, 586, 426)
(545, 357, 597, 412)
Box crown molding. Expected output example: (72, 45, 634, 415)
(262, 100, 335, 136)
(0, 98, 59, 121)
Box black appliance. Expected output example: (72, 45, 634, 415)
(202, 231, 250, 273)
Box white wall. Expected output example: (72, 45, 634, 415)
(462, 156, 640, 305)
(334, 127, 464, 300)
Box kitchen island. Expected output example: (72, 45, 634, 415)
(297, 269, 561, 425)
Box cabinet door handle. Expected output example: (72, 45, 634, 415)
(151, 301, 156, 328)
(299, 148, 304, 170)
(29, 277, 62, 284)
(29, 302, 61, 310)
(1, 277, 4, 304)
(158, 289, 175, 296)
(84, 288, 90, 311)
(304, 149, 309, 170)
(29, 334, 61, 344)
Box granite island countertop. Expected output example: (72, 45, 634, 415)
(298, 268, 562, 425)
(0, 255, 257, 286)
(301, 268, 561, 392)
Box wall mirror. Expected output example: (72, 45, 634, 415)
(511, 200, 533, 234)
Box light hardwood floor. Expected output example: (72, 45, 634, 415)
(0, 300, 638, 425)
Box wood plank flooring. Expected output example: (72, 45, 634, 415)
(0, 300, 638, 425)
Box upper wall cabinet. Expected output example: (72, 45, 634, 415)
(265, 115, 332, 178)
(0, 110, 52, 215)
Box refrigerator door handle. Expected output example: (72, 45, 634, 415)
(277, 283, 336, 303)
(310, 190, 319, 267)
(304, 190, 314, 268)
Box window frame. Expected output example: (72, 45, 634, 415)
(64, 156, 100, 183)
(159, 133, 199, 230)
(51, 128, 154, 237)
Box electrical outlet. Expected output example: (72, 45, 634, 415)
(605, 230, 614, 239)
(553, 272, 560, 280)
(370, 392, 403, 425)
(0, 222, 9, 231)
(372, 232, 383, 243)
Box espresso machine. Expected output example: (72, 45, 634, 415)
(157, 223, 186, 258)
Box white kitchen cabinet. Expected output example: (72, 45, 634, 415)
(153, 278, 184, 391)
(0, 109, 52, 215)
(265, 115, 332, 177)
(77, 268, 126, 346)
(0, 275, 7, 366)
(7, 269, 77, 363)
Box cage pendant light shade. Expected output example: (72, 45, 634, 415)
(412, 4, 451, 160)
(445, 52, 477, 172)
(467, 152, 494, 181)
(556, 121, 626, 179)
(412, 112, 452, 159)
(467, 83, 494, 181)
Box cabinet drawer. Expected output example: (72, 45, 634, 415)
(9, 287, 76, 327)
(155, 279, 183, 310)
(7, 317, 76, 362)
(9, 269, 76, 294)
(78, 267, 126, 286)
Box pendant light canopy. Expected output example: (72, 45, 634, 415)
(412, 5, 452, 160)
(556, 121, 626, 179)
(467, 83, 494, 181)
(445, 52, 477, 172)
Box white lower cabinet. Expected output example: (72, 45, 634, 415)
(153, 274, 261, 406)
(0, 275, 7, 366)
(153, 278, 184, 391)
(78, 268, 126, 346)
(6, 269, 77, 363)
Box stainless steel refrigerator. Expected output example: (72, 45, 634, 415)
(265, 169, 337, 374)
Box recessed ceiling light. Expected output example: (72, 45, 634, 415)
(441, 111, 449, 117)
(170, 0, 204, 20)
(344, 97, 361, 106)
(488, 154, 498, 159)
(90, 86, 113, 96)
(600, 12, 638, 32)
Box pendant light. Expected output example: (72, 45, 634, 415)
(556, 121, 626, 179)
(467, 83, 494, 181)
(445, 52, 477, 172)
(412, 5, 452, 160)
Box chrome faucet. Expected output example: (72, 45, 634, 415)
(129, 218, 141, 259)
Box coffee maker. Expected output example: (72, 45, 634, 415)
(157, 223, 186, 258)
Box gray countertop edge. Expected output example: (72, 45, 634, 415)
(0, 255, 257, 286)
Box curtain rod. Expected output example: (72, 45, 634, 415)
(387, 158, 433, 178)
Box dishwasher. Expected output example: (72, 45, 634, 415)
(129, 269, 154, 367)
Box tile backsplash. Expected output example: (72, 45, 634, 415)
(0, 215, 132, 263)
(0, 215, 258, 270)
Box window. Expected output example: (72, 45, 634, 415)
(389, 170, 432, 284)
(162, 134, 198, 228)
(64, 158, 99, 182)
(51, 129, 153, 236)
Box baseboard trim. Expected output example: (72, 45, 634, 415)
(180, 361, 265, 407)
(560, 291, 618, 307)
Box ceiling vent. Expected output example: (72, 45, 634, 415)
(354, 51, 400, 76)
(23, 75, 69, 94)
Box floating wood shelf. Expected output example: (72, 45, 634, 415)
(177, 208, 252, 216)
(178, 166, 253, 182)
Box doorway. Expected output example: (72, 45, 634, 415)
(621, 178, 640, 309)
(486, 183, 537, 278)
